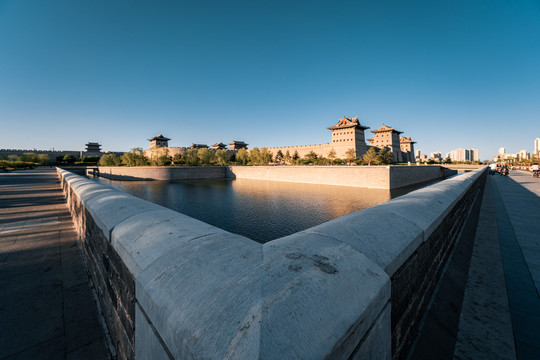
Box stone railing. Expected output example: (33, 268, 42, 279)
(57, 166, 486, 359)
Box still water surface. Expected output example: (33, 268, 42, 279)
(93, 177, 425, 243)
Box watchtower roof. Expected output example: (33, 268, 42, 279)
(371, 124, 403, 134)
(327, 116, 369, 130)
(147, 134, 171, 141)
(400, 136, 416, 144)
(229, 141, 248, 146)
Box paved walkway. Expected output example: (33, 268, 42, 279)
(0, 169, 110, 359)
(454, 171, 540, 360)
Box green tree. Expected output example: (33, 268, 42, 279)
(8, 155, 19, 161)
(249, 148, 261, 165)
(198, 148, 214, 165)
(275, 150, 284, 163)
(21, 153, 39, 163)
(63, 154, 76, 164)
(378, 147, 393, 164)
(284, 150, 292, 164)
(345, 148, 357, 164)
(304, 151, 318, 160)
(363, 148, 379, 166)
(292, 151, 299, 164)
(236, 148, 249, 165)
(327, 149, 336, 162)
(99, 154, 120, 166)
(150, 147, 171, 166)
(172, 153, 184, 165)
(122, 148, 147, 166)
(38, 154, 50, 165)
(215, 149, 229, 166)
(260, 148, 273, 164)
(184, 149, 200, 166)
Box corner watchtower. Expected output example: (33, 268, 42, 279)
(327, 116, 370, 157)
(367, 125, 403, 162)
(148, 134, 170, 148)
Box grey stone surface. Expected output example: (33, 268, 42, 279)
(490, 172, 540, 358)
(111, 209, 230, 277)
(261, 232, 390, 359)
(135, 304, 171, 360)
(454, 176, 516, 360)
(351, 304, 391, 360)
(0, 169, 110, 359)
(300, 207, 423, 276)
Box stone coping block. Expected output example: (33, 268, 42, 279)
(280, 167, 485, 277)
(56, 167, 485, 358)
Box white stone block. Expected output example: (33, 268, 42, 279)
(300, 207, 423, 276)
(260, 233, 390, 359)
(351, 303, 391, 360)
(135, 232, 262, 359)
(111, 209, 230, 277)
(84, 191, 164, 241)
(135, 304, 171, 360)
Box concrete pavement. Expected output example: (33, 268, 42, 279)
(0, 169, 110, 359)
(454, 170, 540, 360)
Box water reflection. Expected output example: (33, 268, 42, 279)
(92, 177, 423, 243)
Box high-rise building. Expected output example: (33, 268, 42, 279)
(450, 148, 479, 162)
(535, 138, 540, 156)
(499, 147, 506, 155)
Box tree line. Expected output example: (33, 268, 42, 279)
(97, 146, 397, 167)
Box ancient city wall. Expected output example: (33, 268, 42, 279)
(229, 165, 451, 189)
(57, 166, 486, 359)
(0, 149, 80, 159)
(93, 165, 453, 189)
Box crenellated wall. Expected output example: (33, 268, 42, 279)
(57, 166, 486, 359)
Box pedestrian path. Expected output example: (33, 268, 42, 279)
(0, 169, 110, 359)
(454, 171, 540, 360)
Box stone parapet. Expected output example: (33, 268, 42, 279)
(57, 166, 486, 359)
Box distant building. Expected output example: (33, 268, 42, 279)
(430, 152, 442, 161)
(85, 142, 101, 153)
(518, 150, 529, 160)
(498, 147, 506, 155)
(368, 124, 404, 162)
(145, 134, 185, 159)
(80, 142, 103, 158)
(418, 154, 428, 161)
(450, 148, 479, 162)
(229, 141, 249, 150)
(148, 134, 171, 148)
(535, 138, 540, 156)
(267, 116, 416, 161)
(400, 136, 416, 162)
(211, 142, 228, 150)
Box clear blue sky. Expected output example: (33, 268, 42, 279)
(1, 0, 539, 160)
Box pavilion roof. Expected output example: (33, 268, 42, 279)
(371, 124, 403, 134)
(327, 116, 369, 130)
(147, 134, 171, 141)
(400, 136, 416, 144)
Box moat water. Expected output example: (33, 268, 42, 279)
(93, 177, 428, 243)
